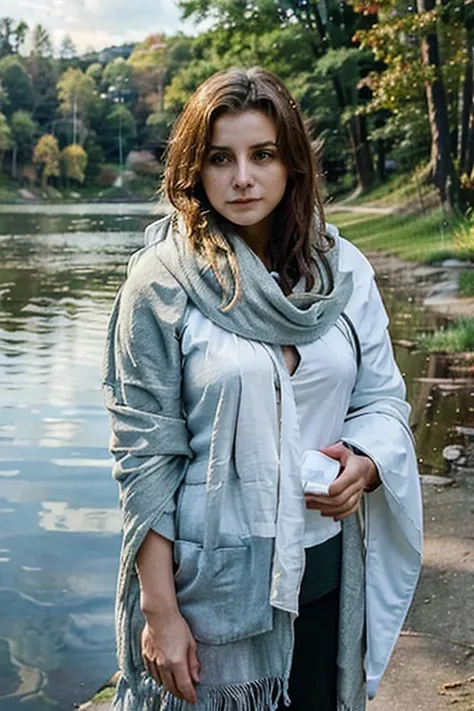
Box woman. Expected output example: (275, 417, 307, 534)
(102, 67, 423, 711)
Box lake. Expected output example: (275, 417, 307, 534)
(0, 206, 156, 711)
(0, 204, 472, 711)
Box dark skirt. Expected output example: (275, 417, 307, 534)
(278, 533, 342, 711)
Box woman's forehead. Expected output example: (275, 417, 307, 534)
(209, 110, 278, 147)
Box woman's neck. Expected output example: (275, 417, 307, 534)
(237, 215, 273, 270)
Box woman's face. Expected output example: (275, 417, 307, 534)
(200, 109, 288, 234)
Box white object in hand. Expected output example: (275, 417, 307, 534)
(301, 449, 340, 495)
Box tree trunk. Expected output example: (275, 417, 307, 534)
(416, 0, 458, 209)
(331, 74, 375, 191)
(465, 120, 474, 178)
(459, 9, 474, 178)
(300, 2, 375, 192)
(347, 115, 375, 190)
(376, 138, 386, 182)
(11, 143, 17, 179)
(458, 59, 473, 174)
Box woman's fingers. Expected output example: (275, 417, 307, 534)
(172, 661, 198, 704)
(147, 659, 162, 686)
(159, 667, 182, 700)
(188, 641, 201, 684)
(319, 442, 350, 467)
(305, 448, 375, 520)
(145, 655, 197, 704)
(306, 491, 360, 518)
(306, 479, 362, 510)
(305, 460, 366, 520)
(140, 617, 199, 704)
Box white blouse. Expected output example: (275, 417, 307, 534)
(290, 323, 358, 547)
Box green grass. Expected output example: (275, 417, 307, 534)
(420, 317, 474, 353)
(91, 685, 116, 703)
(459, 270, 474, 296)
(341, 170, 438, 208)
(327, 208, 473, 262)
(0, 174, 20, 200)
(0, 167, 160, 203)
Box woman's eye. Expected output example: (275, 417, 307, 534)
(209, 154, 228, 165)
(254, 151, 274, 161)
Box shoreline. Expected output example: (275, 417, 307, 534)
(0, 199, 171, 216)
(365, 250, 474, 320)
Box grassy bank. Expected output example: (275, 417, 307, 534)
(327, 207, 474, 263)
(420, 317, 474, 353)
(0, 171, 159, 203)
(459, 270, 474, 296)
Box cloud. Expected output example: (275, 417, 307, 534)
(2, 0, 206, 53)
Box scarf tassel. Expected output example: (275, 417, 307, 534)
(111, 673, 290, 711)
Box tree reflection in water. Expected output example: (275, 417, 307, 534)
(0, 210, 152, 708)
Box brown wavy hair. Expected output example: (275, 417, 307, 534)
(163, 66, 329, 311)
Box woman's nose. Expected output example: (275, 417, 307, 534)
(232, 160, 254, 188)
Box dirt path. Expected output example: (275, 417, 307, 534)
(326, 203, 396, 215)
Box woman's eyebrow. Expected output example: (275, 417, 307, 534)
(208, 140, 278, 151)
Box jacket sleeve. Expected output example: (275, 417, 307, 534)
(338, 240, 423, 698)
(102, 246, 193, 684)
(102, 245, 192, 544)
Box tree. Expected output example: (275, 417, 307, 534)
(164, 58, 222, 113)
(129, 34, 167, 110)
(145, 110, 173, 158)
(59, 35, 77, 61)
(27, 55, 58, 128)
(0, 80, 7, 112)
(33, 134, 60, 188)
(178, 0, 377, 190)
(416, 0, 456, 208)
(83, 132, 105, 181)
(0, 18, 28, 58)
(60, 144, 88, 183)
(102, 57, 135, 103)
(10, 110, 37, 175)
(100, 103, 137, 162)
(85, 62, 103, 86)
(0, 56, 34, 117)
(57, 68, 99, 142)
(354, 0, 466, 209)
(30, 24, 53, 58)
(455, 2, 474, 178)
(27, 25, 58, 128)
(164, 34, 195, 85)
(0, 112, 12, 171)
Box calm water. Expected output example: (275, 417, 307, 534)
(0, 208, 156, 711)
(0, 207, 472, 711)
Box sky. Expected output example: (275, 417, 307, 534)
(2, 0, 208, 54)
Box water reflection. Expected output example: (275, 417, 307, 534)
(378, 272, 474, 474)
(0, 209, 154, 709)
(39, 502, 121, 535)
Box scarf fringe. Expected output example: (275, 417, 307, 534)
(111, 673, 290, 711)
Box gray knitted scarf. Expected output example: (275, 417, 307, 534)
(144, 210, 354, 346)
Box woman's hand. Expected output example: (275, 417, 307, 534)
(304, 442, 380, 521)
(141, 611, 200, 704)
